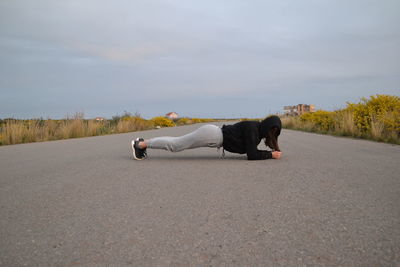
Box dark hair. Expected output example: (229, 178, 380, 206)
(265, 127, 280, 151)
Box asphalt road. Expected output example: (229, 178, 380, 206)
(1, 122, 399, 266)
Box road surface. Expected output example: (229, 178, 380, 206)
(1, 122, 399, 266)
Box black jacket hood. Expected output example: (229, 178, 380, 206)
(259, 115, 282, 137)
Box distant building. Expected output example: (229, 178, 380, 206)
(95, 117, 106, 122)
(284, 104, 315, 116)
(165, 112, 179, 120)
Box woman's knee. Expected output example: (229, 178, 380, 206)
(167, 140, 181, 152)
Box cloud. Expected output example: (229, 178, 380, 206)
(0, 0, 399, 118)
(70, 42, 174, 63)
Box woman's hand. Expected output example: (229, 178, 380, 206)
(272, 151, 282, 159)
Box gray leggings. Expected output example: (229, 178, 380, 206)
(146, 124, 223, 152)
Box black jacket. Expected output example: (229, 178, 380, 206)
(221, 116, 282, 160)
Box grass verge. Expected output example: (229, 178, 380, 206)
(0, 112, 221, 146)
(282, 94, 400, 145)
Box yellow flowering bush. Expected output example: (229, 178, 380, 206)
(345, 94, 400, 133)
(283, 94, 400, 144)
(300, 110, 335, 131)
(150, 117, 175, 127)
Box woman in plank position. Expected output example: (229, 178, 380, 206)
(131, 115, 282, 160)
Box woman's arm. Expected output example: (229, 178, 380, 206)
(244, 126, 271, 160)
(244, 124, 282, 160)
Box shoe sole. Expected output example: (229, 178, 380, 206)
(131, 139, 143, 160)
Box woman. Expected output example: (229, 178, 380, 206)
(131, 115, 282, 160)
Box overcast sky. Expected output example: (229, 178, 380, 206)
(0, 0, 399, 119)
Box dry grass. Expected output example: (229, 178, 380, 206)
(116, 117, 154, 133)
(0, 115, 115, 145)
(281, 116, 314, 132)
(2, 120, 41, 145)
(332, 110, 360, 137)
(0, 113, 217, 146)
(370, 116, 385, 140)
